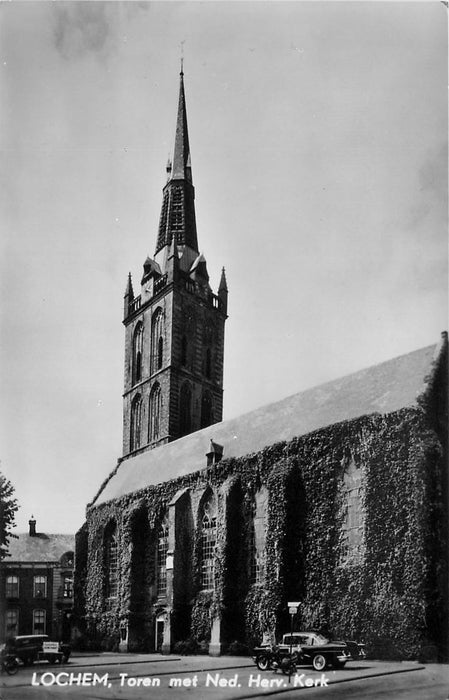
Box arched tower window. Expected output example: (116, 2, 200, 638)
(130, 394, 142, 451)
(179, 383, 192, 437)
(250, 487, 268, 585)
(149, 383, 162, 443)
(132, 322, 143, 384)
(156, 514, 169, 596)
(151, 308, 164, 374)
(205, 348, 212, 379)
(201, 392, 213, 429)
(104, 523, 118, 598)
(200, 496, 217, 591)
(181, 335, 187, 366)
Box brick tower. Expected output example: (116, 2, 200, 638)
(122, 68, 228, 457)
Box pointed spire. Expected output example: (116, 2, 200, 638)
(124, 272, 134, 299)
(218, 267, 228, 313)
(155, 70, 198, 256)
(123, 272, 134, 319)
(171, 69, 192, 183)
(218, 267, 228, 293)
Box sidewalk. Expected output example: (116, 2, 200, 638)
(68, 651, 253, 669)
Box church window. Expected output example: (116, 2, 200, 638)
(33, 575, 47, 598)
(201, 392, 213, 429)
(205, 348, 212, 379)
(104, 523, 118, 598)
(5, 609, 19, 638)
(6, 575, 19, 598)
(151, 308, 164, 374)
(200, 498, 217, 591)
(179, 383, 192, 437)
(132, 323, 143, 384)
(340, 458, 364, 564)
(181, 335, 187, 366)
(249, 488, 268, 585)
(33, 609, 46, 635)
(130, 395, 142, 451)
(149, 383, 162, 442)
(156, 515, 169, 596)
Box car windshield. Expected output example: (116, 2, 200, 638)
(313, 634, 329, 645)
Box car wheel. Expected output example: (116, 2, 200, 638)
(256, 654, 270, 671)
(5, 658, 19, 676)
(312, 654, 327, 671)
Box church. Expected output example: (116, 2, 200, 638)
(75, 70, 448, 661)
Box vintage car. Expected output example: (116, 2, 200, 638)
(278, 631, 365, 670)
(3, 635, 71, 665)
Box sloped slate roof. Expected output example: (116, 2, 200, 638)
(92, 337, 445, 508)
(5, 533, 75, 563)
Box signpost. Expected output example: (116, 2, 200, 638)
(287, 602, 300, 656)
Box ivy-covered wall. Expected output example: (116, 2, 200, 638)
(76, 397, 447, 660)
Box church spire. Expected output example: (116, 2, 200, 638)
(155, 69, 198, 257)
(172, 67, 192, 183)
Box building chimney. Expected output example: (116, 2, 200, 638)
(29, 516, 36, 537)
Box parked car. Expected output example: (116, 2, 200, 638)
(278, 631, 365, 670)
(3, 635, 71, 666)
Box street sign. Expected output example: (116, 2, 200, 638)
(287, 602, 301, 607)
(289, 607, 297, 615)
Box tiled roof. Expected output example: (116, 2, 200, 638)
(92, 335, 446, 508)
(5, 533, 75, 563)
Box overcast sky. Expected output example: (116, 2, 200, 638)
(1, 1, 447, 534)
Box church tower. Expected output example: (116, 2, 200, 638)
(122, 68, 228, 457)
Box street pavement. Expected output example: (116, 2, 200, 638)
(1, 652, 447, 700)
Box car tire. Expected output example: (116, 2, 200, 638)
(312, 654, 327, 671)
(256, 654, 270, 671)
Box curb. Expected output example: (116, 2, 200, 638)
(229, 664, 426, 699)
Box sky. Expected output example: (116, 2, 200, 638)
(0, 1, 447, 535)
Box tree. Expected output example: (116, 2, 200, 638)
(0, 471, 18, 561)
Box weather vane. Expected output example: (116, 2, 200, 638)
(180, 40, 185, 73)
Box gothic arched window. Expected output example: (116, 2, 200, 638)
(200, 498, 217, 591)
(104, 523, 118, 598)
(205, 348, 212, 379)
(201, 392, 213, 429)
(156, 514, 169, 596)
(149, 383, 162, 443)
(250, 487, 268, 585)
(132, 322, 143, 384)
(130, 394, 142, 451)
(181, 335, 187, 366)
(179, 383, 192, 437)
(151, 308, 164, 374)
